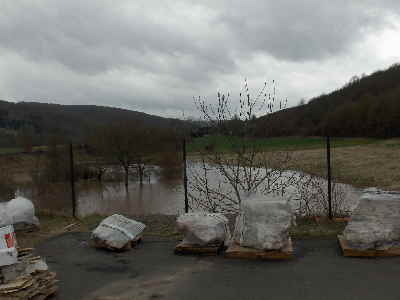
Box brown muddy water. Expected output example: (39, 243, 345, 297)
(14, 163, 363, 217)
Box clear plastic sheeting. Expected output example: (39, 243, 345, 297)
(177, 213, 231, 247)
(0, 197, 39, 229)
(342, 191, 400, 250)
(92, 214, 146, 250)
(233, 197, 293, 250)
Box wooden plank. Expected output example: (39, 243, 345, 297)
(174, 242, 223, 256)
(225, 238, 294, 260)
(338, 235, 400, 257)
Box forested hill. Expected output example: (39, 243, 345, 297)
(256, 63, 400, 138)
(0, 101, 182, 146)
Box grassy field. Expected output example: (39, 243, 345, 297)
(188, 135, 377, 153)
(188, 136, 400, 190)
(0, 147, 23, 155)
(288, 139, 400, 190)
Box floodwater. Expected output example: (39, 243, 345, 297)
(17, 162, 362, 217)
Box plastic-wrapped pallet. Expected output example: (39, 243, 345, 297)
(92, 214, 146, 250)
(342, 192, 400, 250)
(232, 199, 293, 251)
(176, 213, 231, 247)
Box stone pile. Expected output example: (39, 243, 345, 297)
(232, 199, 293, 251)
(92, 214, 146, 251)
(176, 213, 231, 247)
(342, 191, 400, 251)
(0, 248, 58, 300)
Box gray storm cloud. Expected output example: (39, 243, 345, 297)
(0, 0, 399, 117)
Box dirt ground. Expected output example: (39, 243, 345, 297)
(16, 213, 345, 249)
(16, 213, 180, 249)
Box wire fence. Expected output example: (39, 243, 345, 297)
(0, 136, 396, 219)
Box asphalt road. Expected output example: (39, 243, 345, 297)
(36, 232, 400, 300)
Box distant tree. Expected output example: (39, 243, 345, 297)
(90, 121, 155, 189)
(16, 126, 35, 152)
(297, 98, 306, 106)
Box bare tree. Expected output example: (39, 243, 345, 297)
(291, 173, 350, 218)
(16, 126, 35, 153)
(190, 80, 291, 213)
(89, 121, 156, 189)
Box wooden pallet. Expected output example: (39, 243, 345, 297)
(92, 235, 142, 251)
(338, 235, 400, 257)
(174, 242, 223, 256)
(225, 238, 294, 260)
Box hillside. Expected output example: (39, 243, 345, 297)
(256, 63, 400, 138)
(0, 101, 183, 147)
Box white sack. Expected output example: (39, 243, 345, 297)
(92, 214, 146, 250)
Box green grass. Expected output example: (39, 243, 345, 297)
(188, 135, 378, 153)
(290, 217, 347, 239)
(0, 147, 23, 154)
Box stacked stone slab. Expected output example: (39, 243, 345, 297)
(0, 248, 58, 299)
(176, 213, 231, 247)
(92, 214, 146, 251)
(232, 198, 293, 251)
(342, 191, 400, 250)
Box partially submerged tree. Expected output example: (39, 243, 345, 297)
(88, 121, 171, 189)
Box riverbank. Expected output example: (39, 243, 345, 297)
(2, 137, 400, 191)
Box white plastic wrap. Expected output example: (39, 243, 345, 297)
(92, 214, 146, 250)
(233, 199, 293, 250)
(0, 197, 40, 228)
(177, 213, 231, 247)
(342, 192, 400, 250)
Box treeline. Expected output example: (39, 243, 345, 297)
(0, 101, 184, 148)
(255, 63, 400, 138)
(29, 119, 184, 190)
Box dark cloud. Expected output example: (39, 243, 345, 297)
(0, 1, 399, 117)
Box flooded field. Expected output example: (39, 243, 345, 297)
(14, 162, 362, 217)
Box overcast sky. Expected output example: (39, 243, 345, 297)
(1, 1, 400, 118)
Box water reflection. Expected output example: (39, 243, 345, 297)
(17, 162, 362, 217)
(76, 177, 184, 217)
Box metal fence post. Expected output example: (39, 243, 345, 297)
(183, 138, 189, 213)
(326, 136, 333, 220)
(69, 143, 77, 218)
